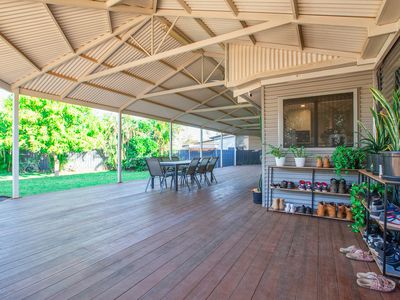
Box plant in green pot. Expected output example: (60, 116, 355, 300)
(358, 102, 389, 174)
(289, 145, 307, 167)
(370, 88, 400, 181)
(267, 145, 286, 167)
(252, 174, 263, 204)
(331, 146, 365, 176)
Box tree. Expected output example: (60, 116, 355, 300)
(0, 96, 102, 174)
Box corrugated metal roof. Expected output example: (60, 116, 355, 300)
(0, 0, 396, 135)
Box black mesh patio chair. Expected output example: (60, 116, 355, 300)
(145, 158, 172, 192)
(206, 156, 219, 183)
(182, 158, 201, 190)
(196, 157, 211, 186)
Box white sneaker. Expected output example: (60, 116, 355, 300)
(284, 204, 290, 213)
(290, 204, 296, 213)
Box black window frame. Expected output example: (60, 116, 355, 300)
(282, 92, 355, 148)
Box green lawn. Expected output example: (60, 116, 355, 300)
(0, 171, 149, 197)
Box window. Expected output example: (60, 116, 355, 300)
(283, 92, 354, 148)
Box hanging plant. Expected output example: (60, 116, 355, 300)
(349, 183, 367, 232)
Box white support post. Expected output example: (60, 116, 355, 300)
(233, 135, 237, 166)
(169, 121, 173, 159)
(261, 88, 266, 207)
(12, 90, 19, 199)
(200, 128, 203, 158)
(117, 112, 122, 183)
(220, 133, 223, 168)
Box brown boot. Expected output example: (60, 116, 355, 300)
(316, 156, 323, 168)
(345, 205, 353, 221)
(337, 203, 346, 219)
(323, 156, 330, 168)
(278, 198, 285, 211)
(270, 198, 280, 210)
(326, 202, 337, 218)
(317, 202, 326, 216)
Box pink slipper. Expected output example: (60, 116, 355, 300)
(339, 245, 359, 254)
(357, 276, 396, 292)
(345, 250, 374, 262)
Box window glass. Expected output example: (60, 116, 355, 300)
(283, 92, 354, 148)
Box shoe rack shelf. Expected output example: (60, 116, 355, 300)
(269, 207, 352, 222)
(360, 170, 400, 278)
(266, 166, 357, 222)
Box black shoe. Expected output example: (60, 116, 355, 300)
(305, 206, 313, 214)
(287, 181, 295, 189)
(296, 205, 306, 214)
(280, 180, 288, 189)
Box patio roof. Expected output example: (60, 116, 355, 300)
(0, 0, 399, 135)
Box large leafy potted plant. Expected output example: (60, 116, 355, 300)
(371, 88, 400, 181)
(289, 145, 307, 167)
(359, 103, 388, 174)
(267, 145, 286, 166)
(331, 146, 365, 176)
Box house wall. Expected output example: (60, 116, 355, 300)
(380, 38, 400, 99)
(261, 70, 374, 207)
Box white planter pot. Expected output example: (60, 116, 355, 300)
(295, 157, 306, 167)
(275, 157, 286, 167)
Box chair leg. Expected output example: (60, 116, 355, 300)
(211, 172, 218, 183)
(159, 176, 163, 193)
(185, 176, 191, 191)
(145, 177, 152, 192)
(204, 174, 211, 186)
(193, 174, 201, 189)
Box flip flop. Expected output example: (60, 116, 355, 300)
(346, 250, 374, 262)
(357, 276, 396, 292)
(356, 272, 379, 279)
(339, 245, 359, 254)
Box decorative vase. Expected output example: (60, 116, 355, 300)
(316, 157, 323, 168)
(275, 157, 286, 167)
(381, 151, 400, 181)
(294, 157, 306, 167)
(323, 156, 330, 168)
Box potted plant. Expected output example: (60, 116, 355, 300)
(371, 88, 400, 181)
(252, 175, 263, 204)
(359, 99, 389, 174)
(289, 145, 307, 167)
(331, 146, 365, 176)
(267, 145, 286, 166)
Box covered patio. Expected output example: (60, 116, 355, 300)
(0, 165, 396, 299)
(1, 0, 400, 298)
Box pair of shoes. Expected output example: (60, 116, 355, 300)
(287, 181, 295, 189)
(337, 203, 346, 218)
(329, 178, 348, 193)
(280, 180, 288, 188)
(270, 198, 285, 210)
(356, 272, 396, 292)
(298, 180, 312, 191)
(285, 203, 295, 213)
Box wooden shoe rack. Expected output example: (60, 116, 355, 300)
(359, 170, 400, 278)
(266, 165, 359, 222)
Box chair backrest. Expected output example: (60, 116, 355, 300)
(207, 157, 219, 172)
(146, 158, 164, 176)
(197, 157, 210, 173)
(171, 156, 179, 161)
(186, 158, 200, 176)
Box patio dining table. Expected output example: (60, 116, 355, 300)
(160, 160, 191, 191)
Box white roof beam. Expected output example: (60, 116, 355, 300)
(219, 116, 259, 121)
(176, 0, 191, 14)
(190, 103, 253, 113)
(140, 81, 224, 100)
(290, 0, 299, 19)
(106, 0, 124, 7)
(11, 15, 149, 89)
(156, 10, 374, 28)
(79, 20, 291, 83)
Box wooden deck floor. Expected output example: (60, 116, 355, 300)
(0, 166, 399, 299)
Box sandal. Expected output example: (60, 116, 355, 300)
(356, 272, 379, 279)
(339, 245, 360, 254)
(357, 276, 396, 292)
(346, 250, 374, 262)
